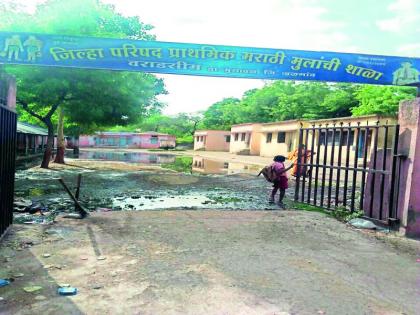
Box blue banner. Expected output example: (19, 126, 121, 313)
(0, 32, 419, 86)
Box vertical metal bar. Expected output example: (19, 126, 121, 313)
(369, 122, 380, 218)
(351, 123, 361, 212)
(359, 124, 370, 210)
(379, 125, 389, 220)
(335, 123, 344, 207)
(343, 124, 352, 207)
(313, 126, 322, 206)
(320, 125, 329, 207)
(294, 127, 304, 202)
(388, 125, 400, 220)
(327, 125, 336, 209)
(300, 129, 309, 202)
(307, 125, 316, 203)
(0, 106, 4, 235)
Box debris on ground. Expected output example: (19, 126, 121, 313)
(348, 218, 377, 229)
(34, 295, 46, 301)
(57, 287, 78, 296)
(23, 286, 43, 293)
(0, 279, 10, 288)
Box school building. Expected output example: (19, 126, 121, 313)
(194, 114, 397, 164)
(79, 131, 176, 149)
(193, 130, 231, 151)
(305, 115, 397, 163)
(16, 122, 50, 156)
(229, 123, 262, 155)
(259, 120, 303, 157)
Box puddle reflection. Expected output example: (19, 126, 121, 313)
(75, 150, 262, 176)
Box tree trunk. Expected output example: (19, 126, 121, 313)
(41, 119, 54, 169)
(54, 107, 65, 164)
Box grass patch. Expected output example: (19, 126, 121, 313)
(290, 201, 330, 215)
(161, 156, 193, 173)
(290, 202, 364, 222)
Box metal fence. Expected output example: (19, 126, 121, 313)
(294, 122, 401, 226)
(0, 77, 17, 238)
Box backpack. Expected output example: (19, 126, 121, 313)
(259, 165, 276, 183)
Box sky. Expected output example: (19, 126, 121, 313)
(17, 0, 420, 114)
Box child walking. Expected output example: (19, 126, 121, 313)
(269, 155, 291, 208)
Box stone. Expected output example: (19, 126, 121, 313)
(13, 273, 24, 278)
(348, 218, 377, 230)
(34, 295, 46, 301)
(97, 256, 107, 261)
(42, 253, 51, 258)
(23, 286, 43, 293)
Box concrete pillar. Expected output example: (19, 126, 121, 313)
(397, 98, 420, 237)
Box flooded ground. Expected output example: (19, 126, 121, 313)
(14, 150, 294, 223)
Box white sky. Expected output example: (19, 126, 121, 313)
(15, 0, 420, 114)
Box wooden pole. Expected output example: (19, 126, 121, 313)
(58, 178, 88, 218)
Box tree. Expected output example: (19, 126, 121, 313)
(351, 85, 416, 116)
(4, 0, 165, 167)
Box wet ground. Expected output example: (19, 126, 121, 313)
(4, 150, 420, 314)
(14, 151, 293, 224)
(1, 211, 419, 315)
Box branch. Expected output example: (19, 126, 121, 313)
(45, 91, 68, 119)
(17, 99, 45, 122)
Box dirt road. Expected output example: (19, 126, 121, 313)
(1, 210, 419, 315)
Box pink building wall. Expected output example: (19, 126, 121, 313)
(79, 133, 176, 149)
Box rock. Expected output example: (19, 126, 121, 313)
(92, 284, 103, 290)
(0, 297, 4, 301)
(13, 273, 24, 278)
(80, 256, 88, 260)
(23, 286, 43, 293)
(34, 295, 46, 301)
(97, 256, 107, 261)
(42, 253, 51, 258)
(348, 218, 377, 229)
(58, 283, 70, 288)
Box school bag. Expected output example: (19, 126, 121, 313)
(258, 165, 276, 183)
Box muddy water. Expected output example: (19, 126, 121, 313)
(14, 151, 293, 222)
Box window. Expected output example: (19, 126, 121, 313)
(150, 136, 158, 144)
(266, 133, 272, 143)
(277, 132, 286, 143)
(225, 135, 231, 143)
(234, 133, 239, 141)
(241, 133, 246, 141)
(320, 130, 355, 146)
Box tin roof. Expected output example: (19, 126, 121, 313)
(17, 122, 48, 136)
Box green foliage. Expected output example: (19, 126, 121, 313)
(2, 0, 165, 135)
(161, 156, 193, 173)
(331, 207, 364, 222)
(198, 82, 416, 132)
(351, 85, 416, 116)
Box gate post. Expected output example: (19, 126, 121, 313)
(397, 97, 420, 237)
